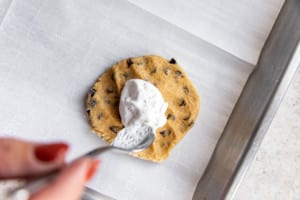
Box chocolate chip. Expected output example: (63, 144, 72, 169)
(183, 114, 191, 121)
(86, 109, 91, 115)
(160, 130, 171, 137)
(88, 88, 96, 97)
(179, 99, 186, 107)
(123, 72, 129, 78)
(163, 68, 169, 75)
(136, 62, 144, 66)
(109, 126, 121, 134)
(159, 130, 166, 137)
(188, 121, 194, 127)
(175, 70, 183, 77)
(114, 101, 120, 107)
(127, 58, 133, 67)
(106, 87, 114, 94)
(167, 113, 176, 120)
(183, 86, 189, 94)
(169, 58, 176, 64)
(97, 113, 103, 120)
(90, 99, 97, 107)
(150, 68, 157, 74)
(111, 73, 115, 81)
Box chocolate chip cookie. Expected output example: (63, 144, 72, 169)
(86, 55, 200, 162)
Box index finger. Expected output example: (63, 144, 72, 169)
(0, 138, 68, 179)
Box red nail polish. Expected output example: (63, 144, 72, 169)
(34, 143, 69, 162)
(85, 160, 100, 182)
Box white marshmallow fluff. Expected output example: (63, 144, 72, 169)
(113, 79, 168, 149)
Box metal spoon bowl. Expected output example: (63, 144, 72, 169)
(86, 132, 155, 157)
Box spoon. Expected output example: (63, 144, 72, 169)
(5, 126, 155, 199)
(87, 129, 155, 157)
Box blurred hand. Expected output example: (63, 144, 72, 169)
(0, 138, 100, 200)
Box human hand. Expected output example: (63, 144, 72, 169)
(0, 138, 100, 200)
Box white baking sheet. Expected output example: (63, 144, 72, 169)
(0, 0, 278, 199)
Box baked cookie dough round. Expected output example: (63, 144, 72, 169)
(86, 55, 200, 162)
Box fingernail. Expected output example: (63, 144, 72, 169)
(85, 160, 100, 182)
(34, 143, 69, 162)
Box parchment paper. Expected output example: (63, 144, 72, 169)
(0, 0, 280, 199)
(129, 0, 284, 64)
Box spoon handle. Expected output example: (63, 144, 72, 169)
(84, 145, 114, 157)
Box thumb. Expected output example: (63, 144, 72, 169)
(0, 138, 68, 179)
(29, 158, 100, 200)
